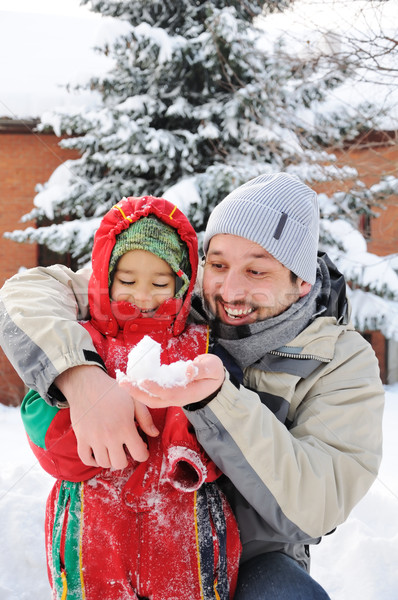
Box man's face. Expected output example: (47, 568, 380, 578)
(203, 234, 311, 326)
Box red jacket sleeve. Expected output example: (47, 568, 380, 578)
(161, 406, 221, 491)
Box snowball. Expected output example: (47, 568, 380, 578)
(117, 336, 196, 387)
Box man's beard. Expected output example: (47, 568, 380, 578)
(203, 291, 301, 324)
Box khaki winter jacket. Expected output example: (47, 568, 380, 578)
(185, 314, 384, 567)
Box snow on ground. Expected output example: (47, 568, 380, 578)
(0, 385, 397, 599)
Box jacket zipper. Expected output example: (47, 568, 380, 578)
(269, 349, 331, 362)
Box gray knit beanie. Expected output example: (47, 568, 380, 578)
(203, 173, 319, 284)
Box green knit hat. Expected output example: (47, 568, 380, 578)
(108, 216, 191, 298)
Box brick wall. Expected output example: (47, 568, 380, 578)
(0, 124, 78, 405)
(313, 133, 398, 256)
(312, 134, 398, 383)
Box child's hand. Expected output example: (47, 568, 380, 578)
(119, 354, 225, 409)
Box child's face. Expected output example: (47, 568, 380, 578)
(110, 249, 176, 316)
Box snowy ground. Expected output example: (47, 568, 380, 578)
(0, 385, 397, 600)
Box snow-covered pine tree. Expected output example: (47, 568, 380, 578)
(6, 0, 398, 339)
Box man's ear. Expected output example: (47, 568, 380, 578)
(299, 280, 312, 298)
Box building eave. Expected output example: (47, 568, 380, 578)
(0, 118, 40, 134)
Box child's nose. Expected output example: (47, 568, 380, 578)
(131, 286, 152, 306)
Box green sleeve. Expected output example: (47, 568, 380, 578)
(21, 389, 60, 449)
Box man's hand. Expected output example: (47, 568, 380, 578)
(55, 365, 159, 469)
(120, 354, 225, 409)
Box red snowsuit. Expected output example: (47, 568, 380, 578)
(21, 196, 241, 600)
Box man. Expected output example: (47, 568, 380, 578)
(0, 173, 384, 599)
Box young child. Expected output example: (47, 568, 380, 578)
(21, 196, 241, 600)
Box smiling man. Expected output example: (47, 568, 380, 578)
(203, 235, 311, 324)
(0, 173, 385, 600)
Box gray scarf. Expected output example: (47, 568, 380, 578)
(193, 256, 331, 370)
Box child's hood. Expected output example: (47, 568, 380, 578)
(88, 196, 198, 337)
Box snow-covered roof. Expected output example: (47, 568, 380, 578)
(0, 7, 116, 119)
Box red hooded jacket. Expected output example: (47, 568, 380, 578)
(22, 196, 241, 600)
